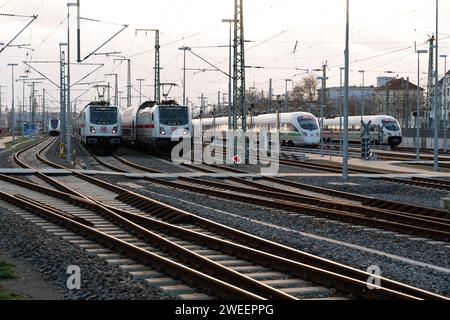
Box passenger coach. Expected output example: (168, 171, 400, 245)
(121, 100, 191, 151)
(323, 115, 403, 148)
(193, 112, 321, 147)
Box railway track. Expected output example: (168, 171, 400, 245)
(283, 145, 450, 168)
(4, 137, 448, 299)
(380, 177, 450, 192)
(89, 150, 450, 242)
(8, 138, 447, 300)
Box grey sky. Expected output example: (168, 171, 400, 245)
(0, 0, 449, 111)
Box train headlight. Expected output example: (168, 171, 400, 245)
(112, 127, 118, 134)
(90, 126, 96, 134)
(160, 128, 166, 136)
(184, 128, 189, 135)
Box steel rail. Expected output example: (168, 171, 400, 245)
(0, 190, 263, 300)
(102, 154, 450, 240)
(9, 139, 447, 299)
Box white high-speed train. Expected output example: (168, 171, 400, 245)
(323, 115, 403, 148)
(121, 101, 191, 151)
(77, 102, 122, 149)
(193, 112, 321, 147)
(48, 118, 60, 136)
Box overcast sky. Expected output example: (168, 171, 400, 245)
(1, 0, 449, 112)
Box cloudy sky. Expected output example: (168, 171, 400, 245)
(0, 0, 449, 112)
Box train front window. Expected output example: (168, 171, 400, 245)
(159, 106, 189, 126)
(298, 117, 319, 131)
(91, 107, 118, 125)
(50, 119, 58, 129)
(382, 119, 400, 132)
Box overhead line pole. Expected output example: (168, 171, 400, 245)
(416, 49, 428, 161)
(222, 18, 235, 130)
(7, 64, 18, 143)
(343, 0, 350, 180)
(0, 14, 38, 54)
(433, 0, 439, 172)
(136, 29, 160, 103)
(233, 0, 246, 133)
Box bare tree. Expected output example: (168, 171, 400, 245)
(292, 74, 319, 111)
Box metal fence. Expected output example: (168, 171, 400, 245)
(402, 128, 449, 138)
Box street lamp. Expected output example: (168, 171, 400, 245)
(178, 46, 191, 106)
(7, 63, 18, 143)
(440, 54, 448, 152)
(222, 18, 235, 130)
(416, 49, 428, 161)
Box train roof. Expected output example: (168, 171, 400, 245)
(80, 101, 121, 114)
(323, 115, 399, 125)
(193, 112, 317, 124)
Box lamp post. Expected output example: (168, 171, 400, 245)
(416, 49, 428, 161)
(222, 18, 235, 130)
(440, 54, 448, 152)
(178, 46, 191, 106)
(7, 63, 18, 143)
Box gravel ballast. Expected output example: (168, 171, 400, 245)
(97, 174, 450, 297)
(0, 207, 172, 300)
(283, 176, 449, 209)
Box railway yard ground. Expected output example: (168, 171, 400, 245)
(0, 136, 449, 303)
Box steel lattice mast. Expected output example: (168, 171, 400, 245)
(233, 0, 246, 131)
(135, 29, 160, 104)
(154, 29, 161, 104)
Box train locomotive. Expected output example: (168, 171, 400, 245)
(323, 115, 403, 148)
(77, 101, 122, 149)
(193, 112, 321, 147)
(48, 118, 60, 136)
(121, 100, 191, 151)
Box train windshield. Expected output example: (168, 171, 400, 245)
(50, 119, 59, 129)
(90, 107, 118, 125)
(298, 117, 319, 131)
(159, 106, 189, 126)
(382, 119, 400, 132)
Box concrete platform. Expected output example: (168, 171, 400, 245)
(302, 152, 448, 175)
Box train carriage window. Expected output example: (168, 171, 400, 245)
(159, 106, 189, 126)
(90, 107, 118, 125)
(298, 117, 319, 131)
(382, 119, 400, 132)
